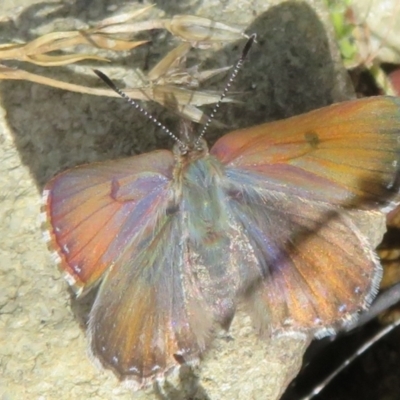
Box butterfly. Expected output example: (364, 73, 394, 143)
(41, 37, 400, 388)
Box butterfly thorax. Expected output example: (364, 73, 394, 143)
(171, 135, 227, 200)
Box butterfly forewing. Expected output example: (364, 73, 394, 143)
(212, 96, 400, 209)
(43, 150, 175, 293)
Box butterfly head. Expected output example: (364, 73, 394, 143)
(173, 119, 209, 163)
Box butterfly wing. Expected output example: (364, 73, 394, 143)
(43, 150, 249, 385)
(87, 204, 215, 384)
(212, 96, 400, 210)
(211, 96, 400, 336)
(223, 177, 382, 336)
(42, 151, 175, 294)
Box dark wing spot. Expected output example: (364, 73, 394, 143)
(304, 131, 320, 148)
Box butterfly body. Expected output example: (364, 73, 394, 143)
(42, 96, 400, 386)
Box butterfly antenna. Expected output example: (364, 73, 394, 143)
(93, 69, 185, 148)
(195, 33, 256, 146)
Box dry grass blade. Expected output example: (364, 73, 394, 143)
(129, 85, 233, 110)
(147, 42, 232, 87)
(79, 33, 147, 52)
(0, 65, 114, 96)
(0, 31, 109, 66)
(0, 5, 153, 66)
(0, 5, 244, 122)
(0, 29, 148, 66)
(97, 14, 248, 47)
(148, 42, 192, 82)
(163, 15, 248, 45)
(92, 4, 155, 29)
(0, 64, 235, 123)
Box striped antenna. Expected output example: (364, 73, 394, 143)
(93, 69, 186, 148)
(195, 33, 256, 146)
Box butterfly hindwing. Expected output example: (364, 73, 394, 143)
(220, 172, 381, 336)
(88, 209, 215, 383)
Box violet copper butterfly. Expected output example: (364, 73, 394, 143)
(41, 36, 400, 387)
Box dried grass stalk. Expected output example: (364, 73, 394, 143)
(0, 6, 246, 122)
